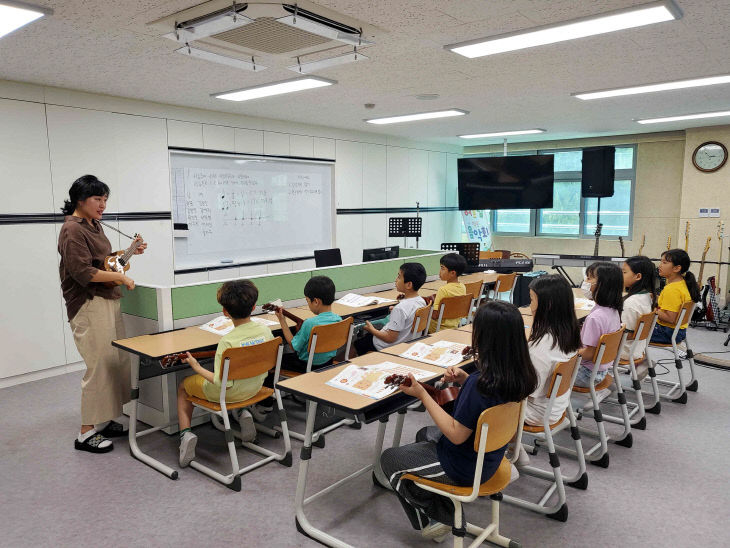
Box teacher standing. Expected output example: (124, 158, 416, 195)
(58, 175, 147, 453)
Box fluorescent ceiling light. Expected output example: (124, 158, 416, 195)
(213, 76, 335, 102)
(175, 46, 266, 71)
(636, 110, 730, 124)
(0, 0, 51, 40)
(574, 74, 730, 100)
(459, 129, 546, 139)
(287, 51, 368, 74)
(365, 109, 468, 125)
(446, 0, 681, 58)
(164, 4, 253, 43)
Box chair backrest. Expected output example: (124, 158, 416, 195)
(473, 401, 522, 452)
(480, 251, 502, 259)
(313, 248, 342, 268)
(674, 301, 695, 328)
(627, 311, 657, 341)
(464, 280, 484, 300)
(547, 354, 581, 398)
(438, 294, 473, 321)
(411, 304, 432, 336)
(220, 337, 283, 381)
(307, 316, 354, 353)
(591, 327, 626, 366)
(495, 272, 517, 293)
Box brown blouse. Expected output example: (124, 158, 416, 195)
(58, 216, 120, 321)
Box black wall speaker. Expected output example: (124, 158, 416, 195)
(581, 146, 615, 198)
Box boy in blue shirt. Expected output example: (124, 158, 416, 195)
(275, 275, 342, 372)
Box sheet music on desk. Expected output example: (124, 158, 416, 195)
(326, 362, 432, 400)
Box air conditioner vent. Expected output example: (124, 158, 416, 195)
(213, 17, 331, 54)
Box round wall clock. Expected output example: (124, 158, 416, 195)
(692, 141, 727, 173)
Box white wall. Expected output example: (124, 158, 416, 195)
(0, 79, 462, 382)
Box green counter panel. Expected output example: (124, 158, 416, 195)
(412, 253, 444, 276)
(318, 259, 401, 292)
(120, 286, 158, 320)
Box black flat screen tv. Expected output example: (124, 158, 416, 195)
(458, 155, 554, 210)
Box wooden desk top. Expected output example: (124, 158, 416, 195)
(276, 352, 447, 417)
(293, 298, 397, 318)
(519, 304, 590, 320)
(368, 288, 436, 301)
(456, 317, 532, 336)
(423, 272, 499, 291)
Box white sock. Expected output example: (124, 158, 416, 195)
(78, 429, 97, 442)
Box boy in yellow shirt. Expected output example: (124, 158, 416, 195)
(428, 253, 468, 333)
(177, 280, 274, 467)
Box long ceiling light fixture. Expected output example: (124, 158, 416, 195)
(164, 2, 253, 43)
(0, 0, 52, 40)
(287, 49, 368, 74)
(175, 45, 266, 71)
(636, 110, 730, 124)
(213, 76, 336, 102)
(573, 74, 730, 100)
(446, 0, 681, 58)
(278, 3, 374, 47)
(365, 109, 468, 125)
(459, 129, 546, 139)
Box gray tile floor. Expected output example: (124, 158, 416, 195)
(2, 326, 729, 547)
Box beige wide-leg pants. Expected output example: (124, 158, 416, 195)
(70, 297, 131, 425)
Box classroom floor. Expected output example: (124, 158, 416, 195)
(2, 327, 729, 548)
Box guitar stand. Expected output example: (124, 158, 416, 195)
(552, 265, 579, 287)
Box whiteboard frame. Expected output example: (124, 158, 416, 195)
(168, 147, 336, 272)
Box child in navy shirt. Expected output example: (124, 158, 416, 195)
(380, 301, 537, 540)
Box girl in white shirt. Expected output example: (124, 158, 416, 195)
(620, 256, 658, 361)
(524, 275, 582, 426)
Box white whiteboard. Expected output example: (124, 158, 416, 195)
(170, 150, 334, 271)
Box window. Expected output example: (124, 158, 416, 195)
(490, 145, 636, 239)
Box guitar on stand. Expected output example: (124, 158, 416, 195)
(637, 234, 646, 256)
(593, 223, 603, 257)
(684, 221, 690, 252)
(691, 237, 712, 323)
(666, 236, 672, 251)
(618, 236, 625, 257)
(716, 221, 725, 297)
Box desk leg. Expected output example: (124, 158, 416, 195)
(373, 411, 404, 490)
(128, 360, 178, 480)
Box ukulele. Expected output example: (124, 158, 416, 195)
(261, 302, 305, 329)
(684, 221, 691, 252)
(159, 350, 215, 369)
(384, 374, 460, 412)
(638, 234, 646, 256)
(705, 276, 720, 324)
(618, 236, 625, 258)
(716, 222, 725, 296)
(692, 237, 712, 322)
(666, 236, 672, 251)
(103, 234, 144, 287)
(593, 223, 603, 257)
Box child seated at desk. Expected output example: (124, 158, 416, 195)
(380, 301, 538, 540)
(353, 262, 427, 355)
(275, 275, 342, 373)
(177, 280, 274, 467)
(428, 253, 468, 333)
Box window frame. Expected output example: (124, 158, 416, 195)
(487, 144, 637, 240)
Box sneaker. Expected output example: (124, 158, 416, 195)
(422, 520, 451, 541)
(179, 431, 197, 467)
(250, 402, 273, 422)
(74, 429, 113, 453)
(238, 409, 256, 442)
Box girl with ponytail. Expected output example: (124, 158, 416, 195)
(651, 249, 699, 344)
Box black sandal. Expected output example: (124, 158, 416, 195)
(74, 432, 113, 453)
(97, 421, 127, 438)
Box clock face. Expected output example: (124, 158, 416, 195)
(693, 141, 727, 172)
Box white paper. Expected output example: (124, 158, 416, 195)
(400, 340, 468, 367)
(574, 298, 595, 311)
(335, 293, 396, 308)
(251, 316, 279, 327)
(326, 361, 433, 399)
(199, 315, 234, 335)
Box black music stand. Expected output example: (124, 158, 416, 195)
(440, 242, 480, 266)
(389, 217, 422, 249)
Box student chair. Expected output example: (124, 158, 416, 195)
(647, 301, 698, 405)
(433, 294, 474, 332)
(615, 312, 660, 426)
(400, 401, 524, 548)
(503, 355, 587, 522)
(488, 273, 517, 303)
(411, 303, 434, 339)
(565, 327, 627, 469)
(464, 280, 485, 322)
(276, 317, 355, 447)
(185, 337, 292, 491)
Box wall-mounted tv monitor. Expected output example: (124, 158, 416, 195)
(363, 246, 399, 262)
(458, 155, 554, 210)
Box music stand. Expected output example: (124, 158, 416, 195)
(389, 217, 422, 249)
(440, 242, 480, 266)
